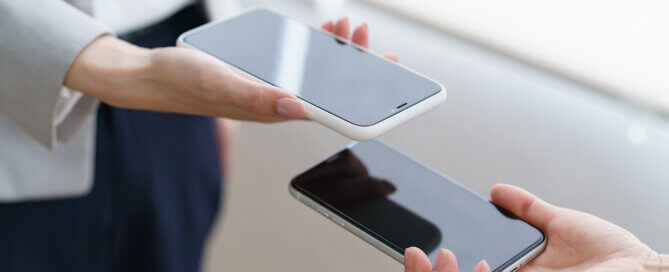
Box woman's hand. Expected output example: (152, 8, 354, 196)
(64, 34, 305, 122)
(64, 16, 396, 123)
(403, 184, 668, 272)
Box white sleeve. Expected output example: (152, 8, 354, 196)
(0, 0, 112, 148)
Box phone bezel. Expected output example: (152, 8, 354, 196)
(289, 141, 546, 272)
(177, 7, 447, 141)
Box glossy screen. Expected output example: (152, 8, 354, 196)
(292, 140, 544, 271)
(184, 9, 442, 126)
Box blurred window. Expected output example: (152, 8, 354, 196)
(364, 0, 669, 115)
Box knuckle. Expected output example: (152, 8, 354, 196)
(520, 197, 536, 216)
(245, 87, 269, 115)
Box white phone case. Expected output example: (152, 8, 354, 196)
(177, 7, 446, 141)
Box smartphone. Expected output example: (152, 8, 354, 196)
(177, 8, 446, 141)
(289, 140, 546, 272)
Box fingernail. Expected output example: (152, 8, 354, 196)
(276, 97, 304, 118)
(361, 22, 368, 31)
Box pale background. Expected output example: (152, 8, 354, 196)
(203, 1, 669, 271)
(366, 0, 669, 115)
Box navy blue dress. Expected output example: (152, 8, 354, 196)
(0, 5, 221, 272)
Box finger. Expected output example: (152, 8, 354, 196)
(382, 52, 399, 62)
(321, 20, 335, 33)
(352, 22, 369, 48)
(472, 260, 491, 272)
(223, 76, 306, 119)
(404, 247, 433, 272)
(433, 249, 459, 272)
(334, 16, 351, 40)
(490, 184, 559, 230)
(276, 96, 305, 118)
(212, 103, 290, 123)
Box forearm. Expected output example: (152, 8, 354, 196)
(64, 35, 152, 108)
(64, 32, 305, 121)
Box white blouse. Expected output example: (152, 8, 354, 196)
(0, 0, 238, 202)
(92, 0, 192, 34)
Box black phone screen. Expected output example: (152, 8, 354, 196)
(291, 140, 544, 271)
(183, 8, 442, 126)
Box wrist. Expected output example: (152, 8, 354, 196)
(64, 34, 152, 106)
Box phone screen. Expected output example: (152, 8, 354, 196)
(183, 8, 442, 126)
(291, 140, 544, 271)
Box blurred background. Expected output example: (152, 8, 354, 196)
(203, 0, 669, 271)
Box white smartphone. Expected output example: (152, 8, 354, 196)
(177, 7, 446, 141)
(289, 140, 546, 272)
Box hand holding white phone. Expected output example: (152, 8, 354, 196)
(178, 8, 446, 140)
(64, 11, 402, 129)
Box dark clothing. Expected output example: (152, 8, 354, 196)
(0, 5, 222, 272)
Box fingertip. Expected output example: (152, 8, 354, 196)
(490, 183, 557, 230)
(404, 247, 420, 259)
(434, 249, 458, 272)
(490, 183, 510, 201)
(356, 22, 368, 34)
(334, 16, 351, 39)
(404, 247, 432, 272)
(321, 20, 334, 33)
(352, 22, 370, 48)
(490, 183, 526, 206)
(444, 249, 459, 270)
(336, 16, 349, 27)
(383, 52, 399, 62)
(433, 249, 447, 272)
(404, 248, 416, 271)
(473, 260, 491, 272)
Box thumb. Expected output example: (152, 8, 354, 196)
(490, 184, 559, 230)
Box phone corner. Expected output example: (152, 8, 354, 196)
(287, 183, 301, 200)
(175, 34, 188, 48)
(435, 85, 447, 103)
(346, 130, 381, 142)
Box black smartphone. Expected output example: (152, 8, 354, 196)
(289, 140, 545, 272)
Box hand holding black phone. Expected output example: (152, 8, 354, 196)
(290, 140, 545, 272)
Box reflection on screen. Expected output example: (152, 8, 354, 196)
(184, 8, 441, 126)
(295, 149, 442, 254)
(292, 140, 544, 271)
